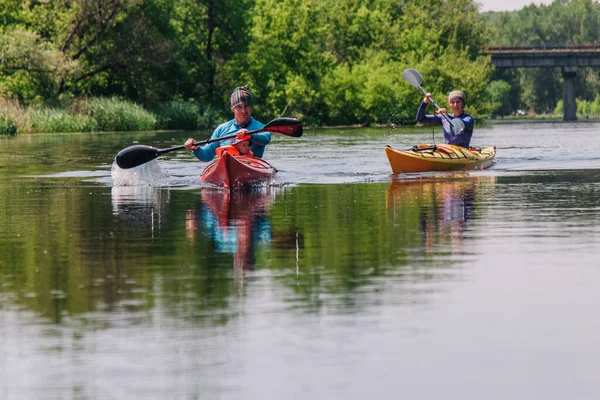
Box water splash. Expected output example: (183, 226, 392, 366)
(111, 159, 172, 187)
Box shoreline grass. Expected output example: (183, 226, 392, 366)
(0, 96, 221, 135)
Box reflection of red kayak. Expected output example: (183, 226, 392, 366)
(200, 152, 276, 190)
(385, 144, 496, 173)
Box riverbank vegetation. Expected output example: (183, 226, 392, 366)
(1, 0, 599, 135)
(0, 96, 220, 134)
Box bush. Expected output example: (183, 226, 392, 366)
(154, 101, 220, 130)
(486, 80, 512, 116)
(20, 108, 98, 133)
(0, 114, 17, 135)
(553, 100, 563, 116)
(569, 96, 600, 118)
(0, 95, 225, 134)
(87, 97, 156, 132)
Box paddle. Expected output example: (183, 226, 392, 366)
(402, 68, 465, 135)
(115, 117, 303, 169)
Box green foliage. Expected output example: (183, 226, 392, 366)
(9, 0, 590, 126)
(20, 108, 98, 134)
(86, 97, 157, 132)
(1, 95, 161, 133)
(243, 0, 492, 125)
(590, 95, 600, 115)
(322, 52, 408, 125)
(486, 80, 513, 115)
(554, 99, 563, 116)
(574, 95, 600, 116)
(0, 26, 76, 105)
(239, 0, 335, 122)
(519, 68, 562, 114)
(154, 101, 220, 130)
(0, 114, 17, 135)
(0, 0, 24, 26)
(169, 0, 254, 107)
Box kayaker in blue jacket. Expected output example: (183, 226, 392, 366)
(184, 85, 271, 160)
(416, 90, 474, 148)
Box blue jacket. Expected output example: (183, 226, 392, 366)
(191, 117, 271, 161)
(416, 102, 474, 148)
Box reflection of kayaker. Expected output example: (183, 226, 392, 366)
(185, 189, 275, 275)
(386, 176, 495, 252)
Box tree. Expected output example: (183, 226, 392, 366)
(169, 0, 254, 108)
(486, 80, 512, 116)
(0, 0, 176, 105)
(0, 27, 75, 104)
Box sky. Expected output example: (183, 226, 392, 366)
(478, 0, 548, 12)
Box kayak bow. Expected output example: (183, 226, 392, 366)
(200, 152, 276, 190)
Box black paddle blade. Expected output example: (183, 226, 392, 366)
(265, 117, 303, 137)
(115, 145, 160, 169)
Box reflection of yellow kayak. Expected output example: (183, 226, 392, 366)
(385, 144, 496, 173)
(386, 176, 497, 251)
(386, 175, 497, 209)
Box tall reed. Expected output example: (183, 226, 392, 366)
(86, 97, 156, 132)
(0, 95, 221, 134)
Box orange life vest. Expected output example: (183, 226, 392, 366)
(216, 145, 253, 157)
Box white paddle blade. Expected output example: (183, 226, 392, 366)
(450, 118, 465, 136)
(402, 68, 423, 89)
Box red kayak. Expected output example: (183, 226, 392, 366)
(200, 152, 276, 190)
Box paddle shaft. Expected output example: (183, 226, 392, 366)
(156, 128, 264, 156)
(413, 84, 454, 125)
(115, 117, 302, 169)
(157, 133, 234, 156)
(402, 68, 465, 135)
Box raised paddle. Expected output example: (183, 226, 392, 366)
(115, 117, 303, 169)
(402, 68, 465, 135)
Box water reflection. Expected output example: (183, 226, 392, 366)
(387, 174, 496, 253)
(111, 185, 171, 237)
(186, 188, 277, 280)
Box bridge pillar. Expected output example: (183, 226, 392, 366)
(562, 67, 577, 121)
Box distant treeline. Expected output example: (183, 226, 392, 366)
(1, 0, 600, 133)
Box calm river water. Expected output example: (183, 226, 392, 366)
(1, 121, 600, 399)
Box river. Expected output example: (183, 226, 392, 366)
(1, 120, 600, 399)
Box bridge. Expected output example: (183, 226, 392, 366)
(486, 45, 600, 120)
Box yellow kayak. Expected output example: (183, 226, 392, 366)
(385, 144, 496, 173)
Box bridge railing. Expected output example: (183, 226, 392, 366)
(487, 44, 600, 53)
